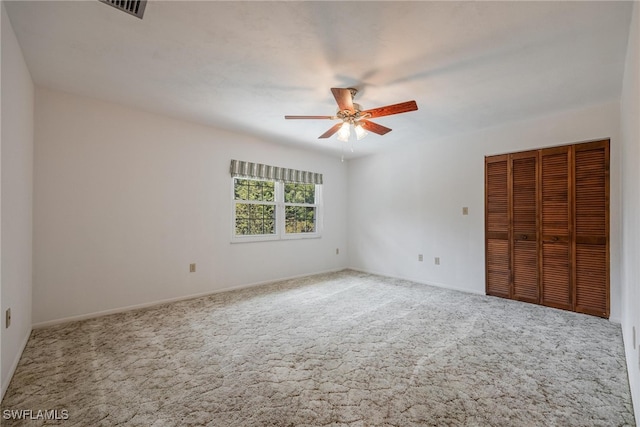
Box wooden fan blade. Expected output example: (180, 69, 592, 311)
(362, 100, 418, 118)
(318, 123, 343, 139)
(360, 119, 392, 135)
(331, 88, 355, 113)
(285, 115, 334, 119)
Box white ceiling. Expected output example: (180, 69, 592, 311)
(4, 1, 633, 158)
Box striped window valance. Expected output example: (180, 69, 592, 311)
(229, 160, 323, 184)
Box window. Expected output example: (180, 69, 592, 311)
(230, 160, 323, 242)
(232, 177, 322, 242)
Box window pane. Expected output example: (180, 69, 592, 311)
(235, 218, 249, 235)
(234, 179, 274, 202)
(284, 183, 315, 204)
(285, 206, 316, 233)
(235, 202, 276, 235)
(235, 203, 249, 219)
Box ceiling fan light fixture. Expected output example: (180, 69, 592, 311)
(337, 122, 351, 142)
(354, 123, 368, 140)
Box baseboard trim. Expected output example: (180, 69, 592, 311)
(622, 323, 640, 425)
(2, 329, 31, 400)
(32, 268, 346, 329)
(347, 267, 486, 296)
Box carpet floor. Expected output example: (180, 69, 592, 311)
(1, 270, 635, 426)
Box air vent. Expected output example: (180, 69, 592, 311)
(99, 0, 147, 19)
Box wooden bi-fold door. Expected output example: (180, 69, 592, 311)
(573, 140, 609, 318)
(511, 151, 539, 304)
(485, 139, 609, 318)
(539, 145, 572, 312)
(485, 154, 510, 299)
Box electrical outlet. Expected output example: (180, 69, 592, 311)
(435, 257, 440, 265)
(418, 254, 423, 262)
(336, 248, 339, 255)
(189, 263, 196, 273)
(5, 308, 11, 328)
(462, 207, 469, 215)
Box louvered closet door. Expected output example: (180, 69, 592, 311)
(485, 155, 510, 298)
(540, 146, 572, 311)
(573, 141, 609, 318)
(511, 151, 539, 303)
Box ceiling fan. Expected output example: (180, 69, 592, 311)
(285, 88, 418, 141)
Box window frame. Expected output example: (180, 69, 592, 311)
(231, 177, 322, 243)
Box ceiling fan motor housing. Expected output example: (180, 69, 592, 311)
(337, 103, 366, 122)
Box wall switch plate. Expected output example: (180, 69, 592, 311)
(435, 257, 440, 265)
(462, 207, 469, 215)
(336, 248, 339, 255)
(189, 263, 196, 273)
(418, 254, 423, 262)
(5, 308, 11, 328)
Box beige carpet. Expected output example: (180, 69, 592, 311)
(1, 270, 635, 426)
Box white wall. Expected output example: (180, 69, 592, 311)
(621, 1, 640, 421)
(348, 100, 622, 319)
(33, 88, 348, 326)
(1, 3, 34, 398)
